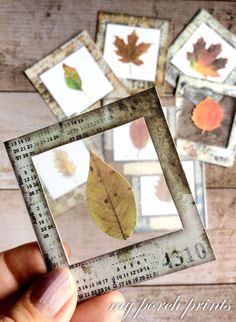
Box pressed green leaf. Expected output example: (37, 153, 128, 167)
(63, 63, 82, 91)
(86, 152, 137, 240)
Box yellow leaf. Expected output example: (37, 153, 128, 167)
(86, 152, 137, 240)
(53, 149, 77, 177)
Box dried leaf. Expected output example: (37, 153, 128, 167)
(129, 119, 150, 151)
(53, 149, 77, 177)
(63, 63, 83, 91)
(187, 37, 228, 77)
(86, 152, 136, 240)
(192, 97, 224, 132)
(155, 175, 172, 203)
(114, 30, 151, 69)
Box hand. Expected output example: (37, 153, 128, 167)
(0, 242, 125, 321)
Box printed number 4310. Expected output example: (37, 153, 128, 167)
(163, 243, 207, 269)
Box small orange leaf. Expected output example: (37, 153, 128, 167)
(129, 119, 150, 151)
(114, 30, 151, 66)
(192, 97, 224, 132)
(187, 37, 228, 78)
(155, 175, 172, 203)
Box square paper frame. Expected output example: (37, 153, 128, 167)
(96, 12, 169, 95)
(166, 9, 236, 88)
(176, 75, 236, 167)
(25, 30, 125, 121)
(4, 88, 214, 301)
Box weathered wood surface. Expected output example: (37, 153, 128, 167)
(0, 189, 235, 285)
(0, 93, 56, 189)
(0, 0, 236, 91)
(205, 163, 236, 188)
(0, 2, 236, 321)
(121, 284, 236, 321)
(207, 189, 236, 229)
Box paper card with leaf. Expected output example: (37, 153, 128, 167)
(5, 87, 215, 301)
(132, 160, 206, 232)
(103, 104, 206, 232)
(96, 12, 169, 95)
(171, 23, 236, 82)
(175, 75, 236, 167)
(32, 136, 103, 217)
(113, 118, 158, 161)
(104, 24, 158, 82)
(166, 9, 236, 89)
(141, 163, 194, 217)
(25, 30, 126, 121)
(33, 141, 90, 200)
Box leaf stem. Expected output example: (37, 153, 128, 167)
(136, 149, 140, 159)
(129, 63, 132, 75)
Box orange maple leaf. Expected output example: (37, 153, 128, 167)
(114, 30, 151, 72)
(192, 97, 224, 132)
(187, 37, 228, 77)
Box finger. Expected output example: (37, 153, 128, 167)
(0, 241, 71, 300)
(3, 267, 77, 322)
(71, 291, 126, 322)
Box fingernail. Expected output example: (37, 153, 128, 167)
(30, 268, 75, 317)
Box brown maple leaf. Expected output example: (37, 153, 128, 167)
(114, 30, 151, 74)
(192, 97, 224, 132)
(187, 37, 228, 77)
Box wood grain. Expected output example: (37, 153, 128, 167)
(0, 93, 56, 189)
(207, 189, 236, 229)
(121, 284, 236, 321)
(0, 0, 235, 91)
(205, 162, 236, 188)
(0, 190, 35, 249)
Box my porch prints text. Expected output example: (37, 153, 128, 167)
(110, 295, 232, 320)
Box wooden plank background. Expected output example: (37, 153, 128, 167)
(0, 1, 235, 321)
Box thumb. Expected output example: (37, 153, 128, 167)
(4, 268, 77, 322)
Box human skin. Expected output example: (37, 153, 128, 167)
(0, 242, 125, 322)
